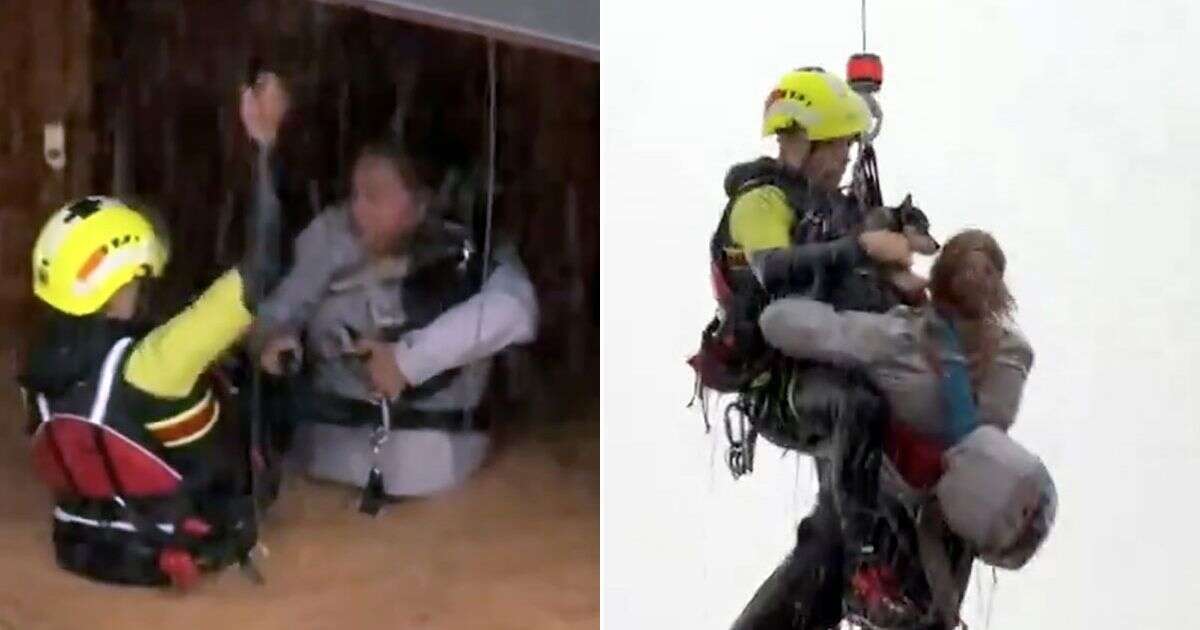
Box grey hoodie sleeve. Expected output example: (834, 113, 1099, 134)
(975, 327, 1035, 432)
(758, 296, 910, 367)
(248, 211, 347, 352)
(239, 147, 284, 309)
(391, 243, 539, 386)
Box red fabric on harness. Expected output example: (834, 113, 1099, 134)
(883, 421, 945, 490)
(158, 548, 200, 590)
(31, 418, 182, 499)
(710, 261, 734, 304)
(30, 427, 75, 496)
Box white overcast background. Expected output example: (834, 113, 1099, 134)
(602, 1, 1200, 628)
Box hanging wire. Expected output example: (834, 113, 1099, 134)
(861, 0, 868, 51)
(850, 0, 882, 208)
(472, 39, 498, 346)
(985, 567, 998, 630)
(974, 563, 985, 621)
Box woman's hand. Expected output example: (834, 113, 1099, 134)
(240, 71, 290, 148)
(352, 339, 411, 400)
(259, 334, 302, 377)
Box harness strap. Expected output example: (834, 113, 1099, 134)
(92, 422, 129, 499)
(359, 398, 392, 516)
(58, 338, 183, 544)
(306, 392, 491, 432)
(34, 339, 130, 501)
(935, 318, 979, 445)
(915, 503, 967, 629)
(43, 418, 84, 497)
(54, 506, 176, 535)
(90, 337, 134, 425)
(373, 398, 392, 462)
(89, 338, 136, 499)
(36, 393, 51, 425)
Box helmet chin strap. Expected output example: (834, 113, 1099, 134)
(129, 278, 164, 328)
(99, 281, 140, 321)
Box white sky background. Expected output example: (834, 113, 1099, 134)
(602, 1, 1200, 627)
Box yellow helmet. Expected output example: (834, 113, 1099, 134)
(32, 196, 169, 316)
(762, 67, 872, 140)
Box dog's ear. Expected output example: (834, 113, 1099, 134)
(907, 204, 930, 227)
(898, 194, 931, 228)
(862, 205, 889, 230)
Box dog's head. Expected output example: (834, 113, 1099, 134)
(895, 194, 940, 255)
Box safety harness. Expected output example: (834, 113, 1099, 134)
(278, 216, 491, 514)
(28, 338, 256, 589)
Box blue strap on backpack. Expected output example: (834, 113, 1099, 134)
(937, 315, 979, 445)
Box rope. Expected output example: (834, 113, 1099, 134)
(861, 0, 868, 52)
(985, 567, 998, 630)
(473, 38, 498, 348)
(851, 0, 883, 207)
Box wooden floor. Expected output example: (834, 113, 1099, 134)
(0, 354, 598, 630)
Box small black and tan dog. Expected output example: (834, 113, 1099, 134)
(824, 194, 940, 312)
(860, 193, 940, 306)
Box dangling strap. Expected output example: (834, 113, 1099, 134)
(359, 397, 391, 516)
(915, 318, 978, 627)
(915, 502, 964, 629)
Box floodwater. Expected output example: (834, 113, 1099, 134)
(0, 354, 599, 630)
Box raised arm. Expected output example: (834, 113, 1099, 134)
(250, 210, 355, 347)
(125, 71, 306, 398)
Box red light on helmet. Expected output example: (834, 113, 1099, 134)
(847, 53, 883, 93)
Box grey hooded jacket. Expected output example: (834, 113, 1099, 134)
(253, 206, 538, 412)
(758, 297, 1034, 437)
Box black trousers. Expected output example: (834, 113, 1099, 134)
(730, 488, 956, 630)
(749, 362, 888, 552)
(732, 369, 942, 630)
(730, 489, 845, 630)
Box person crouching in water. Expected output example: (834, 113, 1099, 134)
(18, 74, 289, 587)
(250, 99, 537, 505)
(19, 194, 279, 587)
